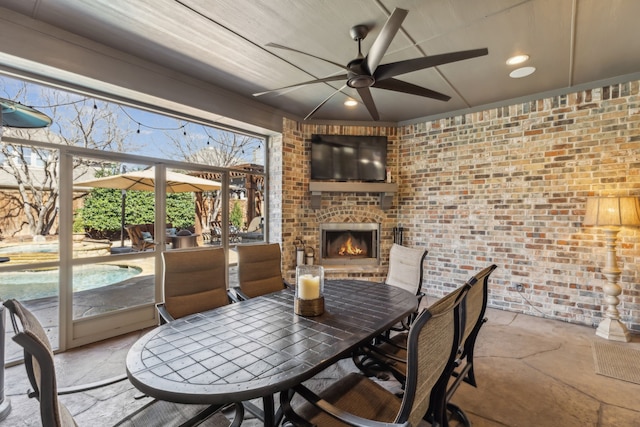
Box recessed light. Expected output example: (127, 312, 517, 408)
(344, 98, 358, 107)
(506, 54, 529, 65)
(509, 66, 536, 78)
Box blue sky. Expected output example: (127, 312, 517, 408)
(0, 74, 263, 165)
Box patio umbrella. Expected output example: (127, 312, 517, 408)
(75, 169, 223, 246)
(75, 168, 223, 193)
(0, 97, 52, 128)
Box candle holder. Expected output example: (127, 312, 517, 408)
(295, 264, 324, 316)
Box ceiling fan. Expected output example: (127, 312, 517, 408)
(254, 8, 488, 121)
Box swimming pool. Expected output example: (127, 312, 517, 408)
(0, 264, 143, 300)
(0, 243, 59, 253)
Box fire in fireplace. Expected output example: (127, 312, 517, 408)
(320, 223, 379, 265)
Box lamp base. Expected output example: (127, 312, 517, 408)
(596, 318, 630, 342)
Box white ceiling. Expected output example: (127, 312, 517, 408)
(1, 0, 640, 124)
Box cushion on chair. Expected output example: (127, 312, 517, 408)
(385, 244, 426, 295)
(237, 243, 286, 298)
(140, 231, 153, 241)
(161, 248, 229, 320)
(166, 288, 230, 319)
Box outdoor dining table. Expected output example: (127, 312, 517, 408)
(125, 279, 418, 426)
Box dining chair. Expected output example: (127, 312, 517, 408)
(356, 264, 498, 426)
(351, 244, 427, 379)
(280, 281, 466, 427)
(445, 263, 498, 426)
(3, 299, 243, 427)
(385, 243, 428, 330)
(157, 247, 234, 324)
(234, 243, 290, 300)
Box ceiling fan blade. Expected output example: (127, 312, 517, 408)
(304, 84, 347, 120)
(356, 87, 380, 121)
(374, 48, 489, 81)
(266, 42, 350, 71)
(253, 74, 348, 96)
(365, 8, 408, 75)
(374, 78, 451, 102)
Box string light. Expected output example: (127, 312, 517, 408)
(23, 95, 263, 154)
(118, 106, 188, 132)
(29, 97, 93, 108)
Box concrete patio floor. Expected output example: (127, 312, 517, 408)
(2, 306, 639, 426)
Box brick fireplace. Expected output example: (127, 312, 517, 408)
(319, 222, 380, 266)
(276, 122, 398, 282)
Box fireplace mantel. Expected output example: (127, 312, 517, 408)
(309, 182, 398, 210)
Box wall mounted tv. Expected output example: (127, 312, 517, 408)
(310, 134, 387, 182)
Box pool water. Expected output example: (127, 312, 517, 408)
(0, 264, 142, 300)
(0, 243, 59, 253)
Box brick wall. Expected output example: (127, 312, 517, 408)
(278, 81, 640, 332)
(279, 120, 401, 282)
(398, 81, 640, 332)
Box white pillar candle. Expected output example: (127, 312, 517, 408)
(298, 274, 320, 299)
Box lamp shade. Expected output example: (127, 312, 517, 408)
(583, 196, 640, 227)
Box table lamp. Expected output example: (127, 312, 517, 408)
(583, 196, 640, 342)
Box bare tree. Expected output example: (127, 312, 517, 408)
(162, 128, 262, 232)
(163, 128, 259, 167)
(0, 83, 134, 237)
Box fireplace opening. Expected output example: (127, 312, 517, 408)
(320, 223, 379, 265)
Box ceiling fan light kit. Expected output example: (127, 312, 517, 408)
(256, 8, 489, 121)
(510, 66, 536, 78)
(506, 54, 529, 65)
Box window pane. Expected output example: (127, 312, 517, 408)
(72, 257, 155, 319)
(74, 159, 156, 255)
(2, 270, 60, 361)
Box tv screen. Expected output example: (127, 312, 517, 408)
(311, 134, 387, 182)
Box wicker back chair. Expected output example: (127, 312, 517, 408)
(280, 285, 465, 427)
(124, 225, 156, 252)
(157, 247, 233, 323)
(235, 243, 289, 300)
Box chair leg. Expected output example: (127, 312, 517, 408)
(426, 381, 449, 427)
(447, 402, 471, 427)
(462, 347, 478, 388)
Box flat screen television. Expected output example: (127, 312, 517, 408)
(310, 134, 387, 182)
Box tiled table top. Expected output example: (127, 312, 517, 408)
(126, 279, 417, 404)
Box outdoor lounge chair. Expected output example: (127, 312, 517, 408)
(157, 247, 234, 323)
(280, 278, 466, 427)
(125, 224, 156, 251)
(3, 298, 243, 427)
